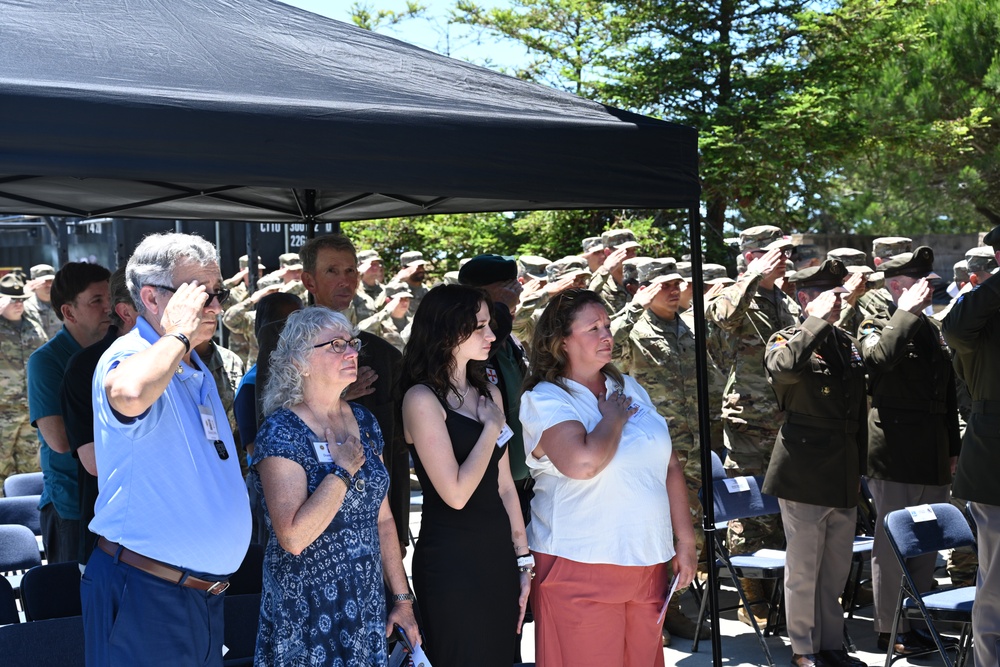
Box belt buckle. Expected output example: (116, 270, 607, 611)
(206, 580, 230, 595)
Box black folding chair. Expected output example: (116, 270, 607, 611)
(693, 466, 785, 667)
(0, 496, 42, 536)
(0, 576, 19, 625)
(20, 562, 82, 621)
(2, 473, 43, 498)
(882, 503, 976, 667)
(0, 524, 43, 598)
(223, 593, 261, 667)
(0, 615, 85, 666)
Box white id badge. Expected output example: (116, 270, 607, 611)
(312, 441, 335, 464)
(724, 476, 751, 493)
(198, 405, 220, 440)
(410, 643, 433, 667)
(907, 504, 936, 523)
(496, 423, 514, 448)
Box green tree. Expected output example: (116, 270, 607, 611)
(349, 1, 427, 30)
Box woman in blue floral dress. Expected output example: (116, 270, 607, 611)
(252, 308, 420, 666)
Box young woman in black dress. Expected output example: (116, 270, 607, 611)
(401, 284, 531, 667)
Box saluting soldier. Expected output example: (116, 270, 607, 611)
(857, 246, 961, 656)
(614, 259, 707, 644)
(0, 274, 47, 488)
(23, 264, 60, 339)
(588, 229, 641, 314)
(763, 259, 869, 667)
(857, 237, 911, 319)
(941, 226, 1000, 667)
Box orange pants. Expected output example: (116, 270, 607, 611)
(532, 552, 670, 667)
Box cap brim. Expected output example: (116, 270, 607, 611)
(615, 241, 641, 250)
(283, 264, 303, 271)
(650, 273, 684, 284)
(406, 260, 428, 267)
(32, 274, 56, 281)
(763, 238, 794, 251)
(706, 277, 734, 285)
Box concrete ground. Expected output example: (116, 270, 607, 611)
(405, 492, 966, 667)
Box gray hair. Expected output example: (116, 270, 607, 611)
(126, 232, 219, 315)
(262, 307, 358, 417)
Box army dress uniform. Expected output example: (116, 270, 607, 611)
(941, 229, 1000, 667)
(763, 261, 868, 665)
(857, 247, 961, 638)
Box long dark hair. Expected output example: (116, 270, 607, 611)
(523, 288, 623, 392)
(401, 284, 493, 405)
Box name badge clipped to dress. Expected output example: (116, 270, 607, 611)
(496, 423, 514, 448)
(313, 441, 335, 464)
(627, 400, 648, 421)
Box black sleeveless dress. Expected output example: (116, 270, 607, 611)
(409, 390, 519, 667)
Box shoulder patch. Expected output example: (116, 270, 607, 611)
(768, 334, 788, 351)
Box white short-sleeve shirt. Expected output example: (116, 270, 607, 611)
(520, 373, 675, 566)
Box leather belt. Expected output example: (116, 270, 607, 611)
(971, 400, 1000, 415)
(98, 536, 230, 595)
(785, 412, 859, 434)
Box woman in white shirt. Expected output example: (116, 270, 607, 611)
(519, 288, 697, 666)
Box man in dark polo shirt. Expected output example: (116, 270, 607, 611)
(942, 227, 1000, 667)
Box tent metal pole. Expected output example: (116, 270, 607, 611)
(246, 222, 259, 293)
(687, 204, 723, 666)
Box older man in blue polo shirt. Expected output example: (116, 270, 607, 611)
(83, 233, 251, 667)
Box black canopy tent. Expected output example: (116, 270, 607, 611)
(0, 0, 722, 662)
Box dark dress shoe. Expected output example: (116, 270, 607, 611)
(910, 626, 959, 648)
(791, 653, 823, 667)
(876, 632, 930, 656)
(819, 648, 869, 667)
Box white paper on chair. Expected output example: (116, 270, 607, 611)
(724, 476, 751, 492)
(906, 504, 936, 523)
(410, 644, 433, 667)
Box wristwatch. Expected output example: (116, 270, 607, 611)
(330, 466, 352, 489)
(392, 593, 416, 604)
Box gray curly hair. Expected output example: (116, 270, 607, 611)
(126, 232, 219, 315)
(262, 307, 358, 417)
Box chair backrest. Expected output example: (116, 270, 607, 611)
(0, 524, 42, 573)
(708, 475, 781, 524)
(710, 449, 727, 481)
(226, 544, 263, 596)
(0, 496, 42, 536)
(884, 503, 976, 560)
(0, 615, 85, 666)
(20, 562, 82, 622)
(3, 473, 43, 499)
(223, 593, 261, 666)
(0, 576, 19, 625)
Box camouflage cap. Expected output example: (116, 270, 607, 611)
(676, 261, 692, 280)
(0, 273, 30, 299)
(953, 259, 970, 284)
(846, 265, 873, 277)
(29, 264, 56, 280)
(792, 244, 821, 262)
(881, 246, 940, 280)
(581, 236, 604, 254)
(384, 282, 414, 300)
(868, 271, 885, 289)
(789, 258, 848, 289)
(739, 225, 785, 252)
(278, 253, 302, 270)
(703, 263, 729, 283)
(357, 249, 382, 264)
(601, 229, 640, 250)
(400, 251, 427, 267)
(827, 247, 867, 266)
(546, 256, 591, 282)
(965, 246, 997, 274)
(872, 237, 912, 260)
(622, 257, 652, 283)
(441, 271, 460, 286)
(239, 255, 265, 271)
(638, 258, 682, 284)
(984, 224, 1000, 251)
(517, 255, 551, 280)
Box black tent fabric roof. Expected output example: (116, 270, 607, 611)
(0, 0, 698, 222)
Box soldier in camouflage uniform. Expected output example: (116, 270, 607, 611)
(588, 229, 640, 314)
(512, 256, 591, 351)
(613, 259, 708, 642)
(394, 251, 429, 315)
(223, 278, 307, 365)
(357, 249, 387, 310)
(580, 236, 605, 273)
(0, 274, 48, 489)
(705, 225, 800, 624)
(857, 237, 911, 319)
(357, 282, 413, 352)
(23, 264, 60, 339)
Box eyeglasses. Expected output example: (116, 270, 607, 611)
(147, 284, 231, 305)
(750, 248, 793, 259)
(313, 337, 363, 354)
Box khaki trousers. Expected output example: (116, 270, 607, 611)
(780, 499, 856, 654)
(970, 502, 1000, 667)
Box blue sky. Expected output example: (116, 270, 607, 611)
(279, 0, 528, 69)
